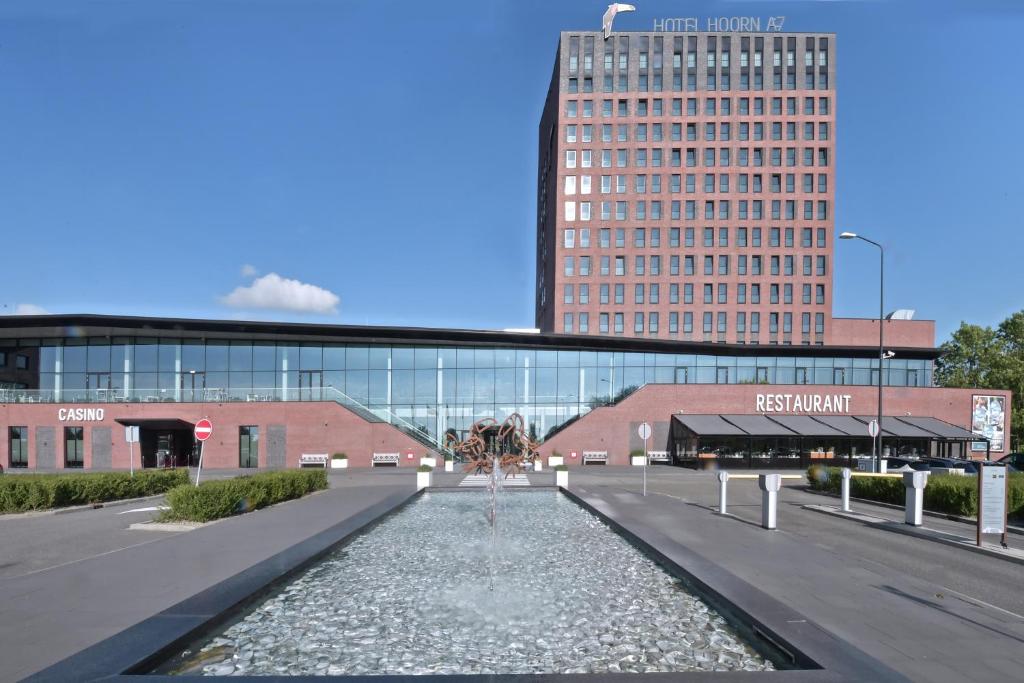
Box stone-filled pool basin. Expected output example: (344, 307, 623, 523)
(155, 490, 779, 676)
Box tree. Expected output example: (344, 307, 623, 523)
(934, 323, 999, 388)
(935, 312, 1024, 451)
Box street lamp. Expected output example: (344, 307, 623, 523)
(839, 231, 886, 472)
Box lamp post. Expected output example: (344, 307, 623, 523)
(839, 231, 885, 472)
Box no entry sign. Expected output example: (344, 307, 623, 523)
(194, 418, 213, 442)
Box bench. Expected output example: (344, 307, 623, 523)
(582, 451, 608, 465)
(648, 451, 670, 463)
(372, 452, 400, 467)
(299, 453, 328, 468)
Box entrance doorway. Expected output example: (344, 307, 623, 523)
(299, 371, 322, 401)
(180, 371, 205, 402)
(140, 429, 196, 468)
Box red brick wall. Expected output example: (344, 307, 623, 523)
(0, 401, 437, 470)
(539, 383, 1012, 465)
(828, 318, 935, 349)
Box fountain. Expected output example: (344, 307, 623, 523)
(445, 414, 541, 590)
(154, 417, 777, 676)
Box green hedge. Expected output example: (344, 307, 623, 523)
(806, 466, 1024, 520)
(0, 469, 189, 514)
(163, 469, 328, 523)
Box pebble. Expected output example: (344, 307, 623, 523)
(165, 492, 773, 676)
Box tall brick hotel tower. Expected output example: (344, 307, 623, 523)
(536, 30, 836, 344)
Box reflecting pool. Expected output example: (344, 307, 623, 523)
(161, 491, 773, 676)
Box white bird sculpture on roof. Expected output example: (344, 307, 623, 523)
(602, 3, 636, 40)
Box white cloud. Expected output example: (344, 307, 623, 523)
(221, 273, 340, 315)
(240, 264, 259, 278)
(7, 303, 50, 315)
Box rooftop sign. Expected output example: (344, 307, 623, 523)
(653, 16, 786, 32)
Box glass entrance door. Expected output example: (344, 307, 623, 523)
(180, 371, 206, 402)
(299, 371, 322, 401)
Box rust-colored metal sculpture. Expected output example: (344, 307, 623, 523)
(443, 413, 540, 478)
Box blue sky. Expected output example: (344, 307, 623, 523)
(1, 0, 1021, 341)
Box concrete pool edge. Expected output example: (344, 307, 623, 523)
(22, 488, 424, 683)
(562, 486, 910, 683)
(24, 486, 908, 682)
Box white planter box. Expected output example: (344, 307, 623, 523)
(417, 471, 432, 490)
(444, 459, 454, 472)
(331, 458, 348, 469)
(548, 456, 564, 468)
(631, 455, 647, 467)
(533, 460, 543, 472)
(420, 456, 437, 468)
(556, 470, 569, 488)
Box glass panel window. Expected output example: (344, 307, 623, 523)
(8, 426, 28, 468)
(239, 426, 259, 468)
(64, 426, 84, 468)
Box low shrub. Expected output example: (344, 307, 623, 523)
(806, 466, 1024, 520)
(331, 452, 347, 460)
(416, 464, 433, 473)
(0, 469, 189, 514)
(629, 449, 645, 458)
(163, 469, 328, 523)
(554, 464, 568, 472)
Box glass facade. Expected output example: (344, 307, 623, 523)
(0, 336, 933, 448)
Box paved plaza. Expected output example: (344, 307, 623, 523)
(1, 467, 1021, 682)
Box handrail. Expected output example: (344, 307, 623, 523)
(0, 385, 447, 454)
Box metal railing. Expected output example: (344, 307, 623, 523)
(0, 386, 446, 454)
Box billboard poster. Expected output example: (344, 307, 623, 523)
(971, 395, 1006, 452)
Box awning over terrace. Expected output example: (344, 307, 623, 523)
(671, 414, 983, 442)
(672, 414, 747, 436)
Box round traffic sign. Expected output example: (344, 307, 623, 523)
(867, 419, 880, 438)
(194, 418, 213, 442)
(638, 422, 652, 440)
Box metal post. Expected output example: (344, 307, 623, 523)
(643, 434, 648, 497)
(840, 467, 851, 512)
(758, 473, 781, 530)
(129, 437, 134, 478)
(876, 245, 885, 474)
(194, 441, 204, 487)
(903, 471, 928, 526)
(717, 470, 729, 514)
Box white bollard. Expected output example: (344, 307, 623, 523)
(717, 470, 730, 514)
(840, 468, 852, 512)
(758, 473, 782, 530)
(879, 459, 888, 474)
(902, 471, 929, 526)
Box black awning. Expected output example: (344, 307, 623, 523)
(115, 418, 195, 431)
(721, 415, 798, 436)
(769, 415, 849, 437)
(810, 415, 879, 437)
(896, 416, 981, 440)
(673, 414, 748, 436)
(856, 416, 936, 439)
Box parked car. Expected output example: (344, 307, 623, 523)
(919, 457, 1003, 475)
(884, 457, 929, 472)
(997, 453, 1023, 472)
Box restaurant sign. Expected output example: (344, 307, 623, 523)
(756, 393, 851, 414)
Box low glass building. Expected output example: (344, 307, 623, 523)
(1, 314, 936, 449)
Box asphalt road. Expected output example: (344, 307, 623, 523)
(0, 499, 173, 579)
(574, 467, 1024, 618)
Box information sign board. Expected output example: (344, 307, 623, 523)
(979, 465, 1008, 535)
